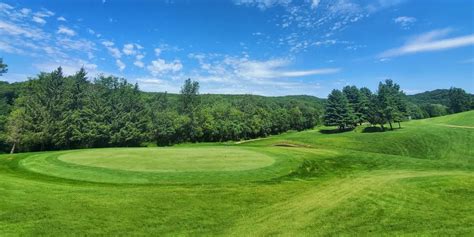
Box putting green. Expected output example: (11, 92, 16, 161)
(19, 146, 298, 184)
(58, 147, 275, 172)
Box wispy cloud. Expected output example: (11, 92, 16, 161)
(233, 0, 291, 10)
(238, 0, 404, 53)
(235, 58, 340, 79)
(102, 40, 122, 59)
(393, 16, 416, 29)
(32, 15, 46, 24)
(0, 3, 101, 78)
(310, 0, 320, 9)
(186, 53, 339, 94)
(380, 28, 474, 57)
(57, 26, 76, 36)
(116, 59, 126, 71)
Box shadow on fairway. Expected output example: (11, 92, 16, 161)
(319, 127, 354, 134)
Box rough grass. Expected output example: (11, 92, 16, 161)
(0, 111, 473, 235)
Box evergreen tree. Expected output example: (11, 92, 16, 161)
(324, 89, 355, 130)
(59, 68, 89, 148)
(179, 78, 200, 115)
(0, 58, 7, 76)
(377, 79, 404, 130)
(343, 85, 364, 126)
(358, 87, 371, 124)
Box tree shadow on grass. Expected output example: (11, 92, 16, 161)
(362, 126, 388, 133)
(319, 127, 355, 134)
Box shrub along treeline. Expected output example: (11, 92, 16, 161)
(0, 68, 322, 153)
(324, 80, 473, 131)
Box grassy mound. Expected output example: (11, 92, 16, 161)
(0, 111, 473, 235)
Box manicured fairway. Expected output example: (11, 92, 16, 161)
(1, 111, 473, 235)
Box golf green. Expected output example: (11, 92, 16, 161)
(58, 147, 275, 172)
(18, 146, 299, 184)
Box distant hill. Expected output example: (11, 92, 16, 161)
(408, 89, 474, 107)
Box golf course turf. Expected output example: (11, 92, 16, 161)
(0, 111, 473, 235)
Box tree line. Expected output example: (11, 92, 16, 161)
(1, 67, 322, 153)
(0, 59, 472, 153)
(324, 80, 473, 131)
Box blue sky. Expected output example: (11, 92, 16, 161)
(0, 0, 473, 97)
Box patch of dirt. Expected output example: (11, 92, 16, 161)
(235, 137, 269, 144)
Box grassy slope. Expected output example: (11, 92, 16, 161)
(0, 111, 473, 235)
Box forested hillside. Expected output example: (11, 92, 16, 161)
(0, 67, 472, 153)
(407, 89, 474, 117)
(0, 68, 323, 153)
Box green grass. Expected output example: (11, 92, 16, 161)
(57, 147, 275, 172)
(1, 111, 473, 235)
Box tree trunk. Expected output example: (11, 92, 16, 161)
(380, 124, 385, 131)
(398, 121, 401, 128)
(389, 122, 393, 130)
(10, 142, 16, 154)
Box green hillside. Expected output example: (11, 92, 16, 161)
(0, 111, 473, 235)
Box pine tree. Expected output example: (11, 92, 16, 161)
(0, 58, 7, 76)
(343, 85, 364, 126)
(324, 89, 355, 130)
(377, 79, 404, 130)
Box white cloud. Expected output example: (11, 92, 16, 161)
(123, 43, 135, 55)
(0, 20, 46, 39)
(102, 41, 122, 58)
(57, 26, 76, 36)
(116, 59, 126, 71)
(57, 16, 67, 21)
(134, 54, 145, 68)
(35, 59, 98, 76)
(58, 37, 95, 52)
(233, 0, 291, 10)
(154, 48, 162, 56)
(32, 16, 46, 24)
(134, 60, 145, 68)
(235, 58, 340, 79)
(310, 0, 320, 9)
(34, 9, 54, 18)
(0, 3, 14, 11)
(122, 43, 143, 58)
(147, 59, 183, 75)
(188, 54, 340, 89)
(20, 8, 32, 16)
(102, 40, 114, 47)
(0, 41, 24, 54)
(393, 16, 416, 29)
(380, 29, 474, 57)
(135, 77, 182, 93)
